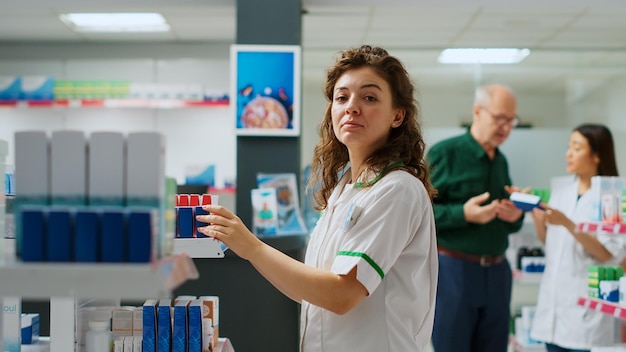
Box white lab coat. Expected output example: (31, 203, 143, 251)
(530, 176, 626, 350)
(300, 170, 438, 352)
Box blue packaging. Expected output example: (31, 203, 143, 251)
(21, 208, 46, 262)
(157, 299, 172, 352)
(195, 206, 209, 238)
(74, 210, 99, 262)
(142, 299, 158, 352)
(187, 300, 203, 352)
(20, 313, 39, 344)
(19, 76, 55, 101)
(128, 211, 153, 263)
(47, 209, 73, 262)
(101, 210, 126, 262)
(177, 207, 194, 238)
(0, 76, 20, 101)
(172, 300, 190, 352)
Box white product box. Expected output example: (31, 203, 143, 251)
(199, 295, 219, 348)
(50, 130, 87, 204)
(2, 297, 21, 352)
(111, 307, 134, 341)
(89, 132, 126, 205)
(619, 276, 626, 307)
(14, 131, 49, 197)
(1, 138, 7, 244)
(126, 132, 165, 201)
(132, 307, 143, 336)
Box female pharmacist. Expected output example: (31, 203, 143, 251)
(197, 45, 438, 352)
(530, 123, 623, 352)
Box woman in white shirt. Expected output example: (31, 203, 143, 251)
(197, 45, 438, 351)
(530, 123, 622, 352)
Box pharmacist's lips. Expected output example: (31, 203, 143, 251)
(342, 121, 362, 128)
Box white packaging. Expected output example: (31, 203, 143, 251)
(114, 337, 124, 352)
(126, 132, 165, 200)
(122, 335, 133, 352)
(14, 131, 49, 197)
(590, 176, 603, 222)
(89, 132, 125, 205)
(86, 320, 112, 352)
(600, 280, 620, 302)
(50, 130, 87, 204)
(2, 297, 21, 352)
(0, 138, 7, 259)
(619, 276, 626, 307)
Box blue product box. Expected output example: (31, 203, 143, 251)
(510, 192, 543, 212)
(128, 211, 153, 263)
(19, 76, 55, 101)
(195, 206, 209, 238)
(0, 76, 21, 101)
(47, 209, 73, 262)
(142, 299, 159, 352)
(177, 207, 194, 238)
(74, 210, 99, 262)
(21, 313, 40, 344)
(21, 208, 47, 262)
(157, 299, 172, 352)
(101, 210, 126, 262)
(187, 300, 203, 352)
(172, 300, 190, 352)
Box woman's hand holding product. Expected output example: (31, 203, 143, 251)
(196, 204, 263, 261)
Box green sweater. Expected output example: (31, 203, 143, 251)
(427, 131, 524, 256)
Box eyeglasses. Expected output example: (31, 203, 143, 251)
(481, 107, 520, 127)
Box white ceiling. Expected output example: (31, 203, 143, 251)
(2, 0, 626, 94)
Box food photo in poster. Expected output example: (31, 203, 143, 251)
(230, 45, 301, 136)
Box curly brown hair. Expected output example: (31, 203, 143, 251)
(308, 45, 436, 211)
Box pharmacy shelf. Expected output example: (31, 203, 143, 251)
(0, 253, 199, 299)
(513, 270, 543, 284)
(576, 222, 626, 235)
(173, 237, 227, 258)
(21, 337, 235, 352)
(0, 99, 229, 109)
(577, 297, 626, 320)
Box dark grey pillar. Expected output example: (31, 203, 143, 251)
(177, 2, 305, 352)
(235, 0, 302, 227)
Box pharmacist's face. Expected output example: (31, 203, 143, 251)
(566, 131, 599, 176)
(331, 67, 404, 156)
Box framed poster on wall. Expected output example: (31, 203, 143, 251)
(230, 44, 301, 137)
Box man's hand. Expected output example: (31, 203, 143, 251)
(497, 199, 524, 223)
(464, 192, 499, 224)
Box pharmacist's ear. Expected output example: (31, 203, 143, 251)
(391, 109, 405, 128)
(593, 153, 600, 167)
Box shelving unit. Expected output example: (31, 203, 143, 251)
(173, 237, 227, 258)
(576, 222, 626, 235)
(577, 297, 626, 320)
(0, 238, 216, 352)
(0, 99, 229, 109)
(20, 336, 235, 352)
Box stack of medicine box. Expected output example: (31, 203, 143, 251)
(143, 295, 219, 352)
(588, 265, 624, 301)
(590, 176, 625, 223)
(176, 194, 215, 238)
(14, 130, 174, 263)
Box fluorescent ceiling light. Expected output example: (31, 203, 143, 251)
(59, 13, 170, 33)
(438, 48, 530, 64)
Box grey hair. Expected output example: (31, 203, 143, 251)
(474, 84, 514, 107)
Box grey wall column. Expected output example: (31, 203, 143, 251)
(176, 2, 306, 352)
(235, 0, 302, 227)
